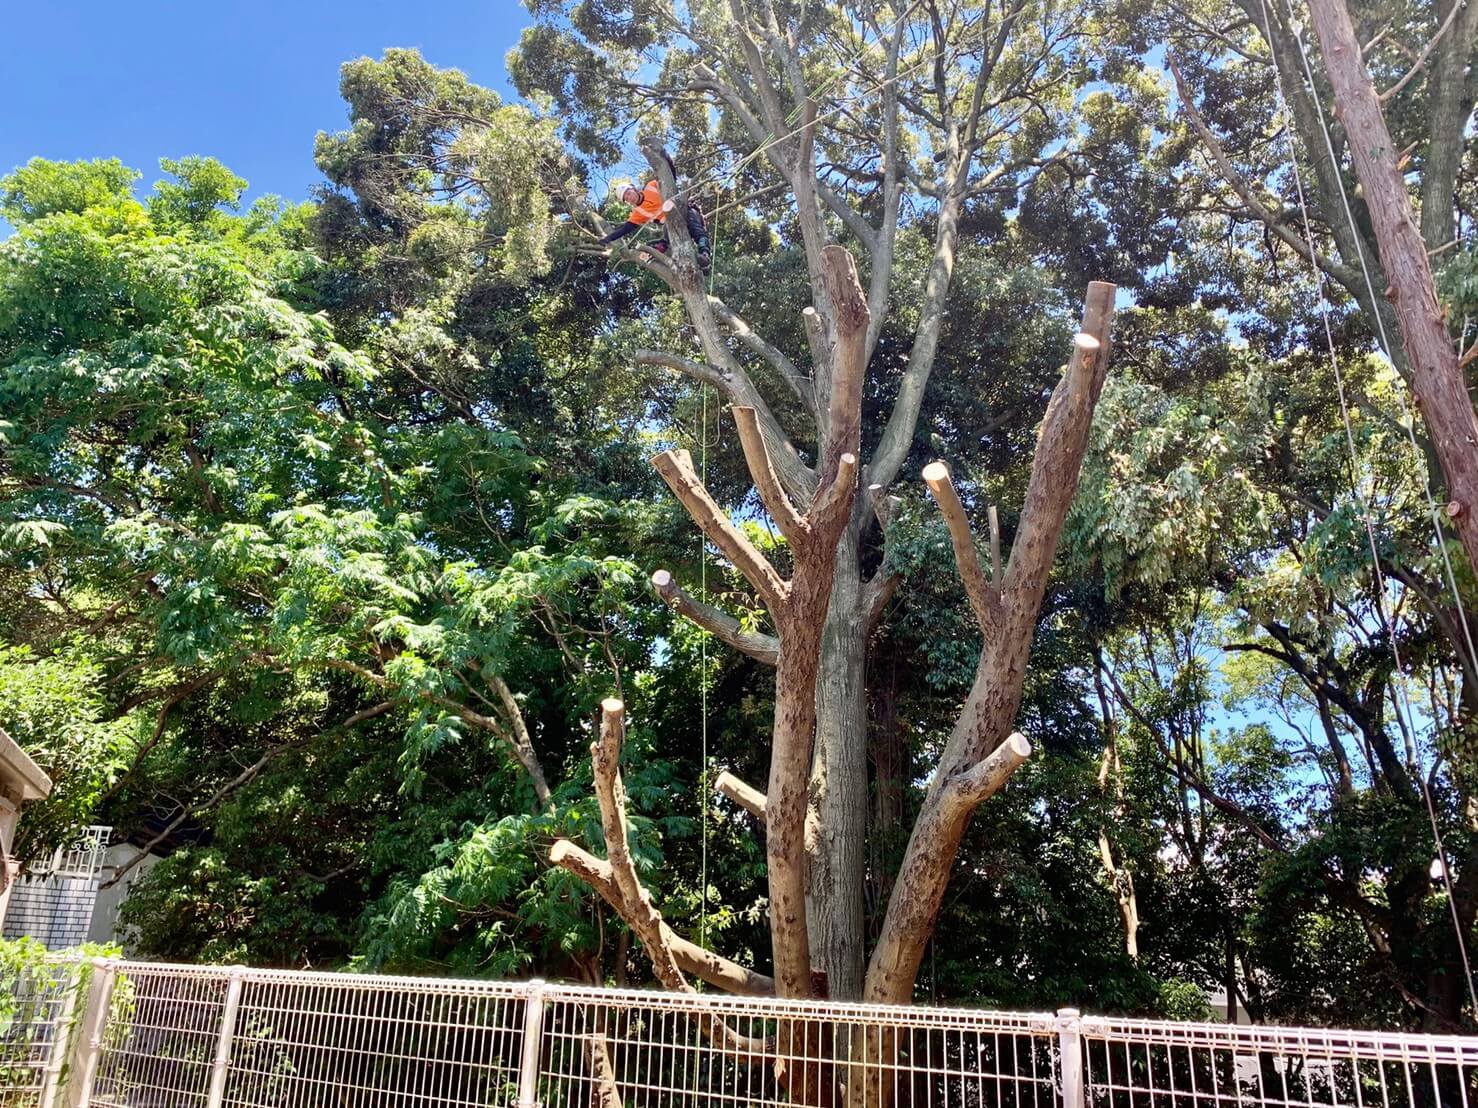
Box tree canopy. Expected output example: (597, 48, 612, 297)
(2, 0, 1476, 1035)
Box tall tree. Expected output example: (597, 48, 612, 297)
(515, 0, 1130, 1002)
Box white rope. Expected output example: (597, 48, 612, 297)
(1254, 0, 1478, 1016)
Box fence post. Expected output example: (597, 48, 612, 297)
(1055, 1007, 1084, 1108)
(39, 962, 82, 1108)
(66, 958, 118, 1108)
(205, 966, 246, 1108)
(515, 980, 548, 1108)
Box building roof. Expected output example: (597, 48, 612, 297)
(0, 726, 52, 802)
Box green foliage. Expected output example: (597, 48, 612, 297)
(5, 0, 1476, 1031)
(149, 157, 247, 228)
(0, 645, 136, 861)
(0, 157, 139, 224)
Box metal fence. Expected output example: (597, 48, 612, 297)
(3, 960, 1475, 1108)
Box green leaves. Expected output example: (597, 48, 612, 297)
(0, 158, 139, 224)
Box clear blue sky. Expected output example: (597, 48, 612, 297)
(2, 1, 533, 219)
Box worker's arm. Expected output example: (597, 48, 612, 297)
(598, 220, 641, 245)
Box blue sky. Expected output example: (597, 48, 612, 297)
(2, 1, 533, 223)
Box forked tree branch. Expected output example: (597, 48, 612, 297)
(550, 840, 775, 995)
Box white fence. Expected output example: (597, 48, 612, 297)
(3, 959, 1476, 1107)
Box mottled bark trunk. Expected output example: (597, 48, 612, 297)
(1306, 0, 1478, 579)
(808, 526, 870, 1000)
(869, 642, 906, 918)
(864, 282, 1116, 1005)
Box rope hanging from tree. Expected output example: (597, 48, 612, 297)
(1251, 0, 1478, 1015)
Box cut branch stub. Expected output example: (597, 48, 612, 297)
(714, 769, 821, 856)
(923, 461, 1001, 634)
(810, 452, 858, 532)
(650, 569, 779, 666)
(944, 732, 1032, 811)
(651, 448, 788, 611)
(818, 246, 869, 472)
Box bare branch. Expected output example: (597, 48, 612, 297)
(1379, 0, 1462, 102)
(923, 461, 1001, 633)
(810, 453, 858, 531)
(1004, 287, 1116, 615)
(988, 504, 1003, 592)
(549, 840, 775, 996)
(1168, 56, 1362, 289)
(651, 569, 779, 666)
(708, 299, 816, 415)
(733, 406, 808, 541)
(635, 349, 730, 393)
(487, 674, 552, 809)
(652, 449, 789, 611)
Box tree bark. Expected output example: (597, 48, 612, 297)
(808, 526, 870, 999)
(1305, 0, 1478, 577)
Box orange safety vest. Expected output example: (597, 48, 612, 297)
(625, 181, 666, 227)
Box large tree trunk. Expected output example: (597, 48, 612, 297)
(1306, 0, 1478, 579)
(808, 527, 870, 1000)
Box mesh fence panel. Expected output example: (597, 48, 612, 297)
(1080, 1016, 1478, 1108)
(19, 960, 1478, 1108)
(0, 959, 76, 1106)
(222, 970, 525, 1108)
(537, 985, 1059, 1108)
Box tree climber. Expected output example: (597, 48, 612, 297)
(599, 178, 712, 273)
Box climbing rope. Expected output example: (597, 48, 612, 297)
(694, 178, 730, 967)
(1254, 0, 1478, 1015)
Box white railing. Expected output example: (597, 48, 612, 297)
(2, 959, 1475, 1107)
(41, 826, 112, 881)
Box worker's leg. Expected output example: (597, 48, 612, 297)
(685, 208, 711, 271)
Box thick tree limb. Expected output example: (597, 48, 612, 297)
(713, 770, 820, 855)
(1003, 292, 1116, 632)
(550, 841, 775, 996)
(865, 284, 1117, 1004)
(635, 349, 731, 393)
(923, 461, 1002, 634)
(733, 406, 808, 541)
(818, 246, 869, 473)
(652, 449, 789, 611)
(1305, 0, 1478, 579)
(863, 569, 901, 634)
(650, 570, 779, 666)
(586, 699, 690, 991)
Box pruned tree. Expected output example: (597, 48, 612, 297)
(524, 0, 1120, 1002)
(551, 222, 1116, 1008)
